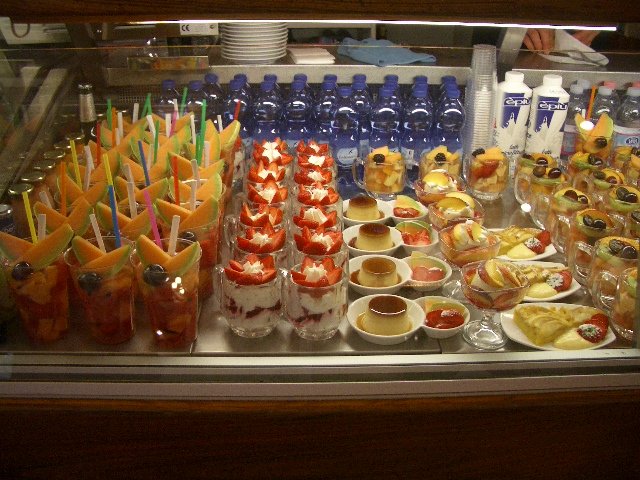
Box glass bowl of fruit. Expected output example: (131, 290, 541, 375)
(413, 170, 465, 205)
(427, 192, 484, 231)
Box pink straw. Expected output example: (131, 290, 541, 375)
(143, 190, 163, 249)
(170, 110, 178, 136)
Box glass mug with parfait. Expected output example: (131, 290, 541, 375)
(591, 267, 637, 343)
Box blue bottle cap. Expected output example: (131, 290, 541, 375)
(204, 73, 218, 85)
(412, 87, 428, 98)
(321, 81, 335, 91)
(264, 74, 278, 83)
(353, 74, 367, 83)
(260, 81, 274, 92)
(234, 73, 248, 82)
(294, 73, 308, 82)
(384, 74, 399, 84)
(441, 75, 456, 84)
(414, 75, 428, 84)
(188, 80, 203, 91)
(379, 86, 393, 98)
(161, 79, 176, 90)
(291, 81, 305, 92)
(324, 74, 338, 82)
(352, 81, 367, 91)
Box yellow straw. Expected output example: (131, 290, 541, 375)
(103, 153, 113, 186)
(22, 191, 37, 244)
(70, 139, 82, 187)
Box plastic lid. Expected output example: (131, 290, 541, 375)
(352, 81, 367, 91)
(161, 79, 176, 90)
(234, 73, 247, 80)
(414, 75, 428, 84)
(412, 87, 428, 99)
(7, 183, 33, 197)
(20, 172, 45, 184)
(627, 87, 640, 97)
(294, 73, 307, 81)
(353, 74, 366, 83)
(43, 150, 65, 161)
(260, 81, 274, 92)
(204, 73, 218, 84)
(542, 74, 563, 87)
(264, 74, 278, 83)
(321, 81, 335, 90)
(505, 71, 525, 83)
(31, 159, 57, 172)
(324, 74, 338, 82)
(570, 83, 584, 94)
(338, 86, 352, 97)
(384, 74, 399, 83)
(577, 79, 591, 89)
(598, 86, 612, 96)
(188, 80, 203, 91)
(441, 75, 456, 84)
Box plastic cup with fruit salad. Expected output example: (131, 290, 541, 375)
(464, 147, 509, 201)
(414, 170, 465, 205)
(219, 254, 282, 338)
(530, 184, 591, 233)
(65, 236, 135, 344)
(514, 153, 557, 178)
(0, 224, 74, 344)
(570, 167, 625, 206)
(621, 149, 640, 188)
(132, 236, 202, 348)
(567, 152, 607, 180)
(284, 257, 348, 340)
(584, 236, 638, 311)
(564, 209, 623, 286)
(419, 146, 462, 178)
(353, 148, 406, 201)
(514, 164, 565, 205)
(592, 267, 636, 342)
(573, 112, 614, 164)
(602, 184, 640, 225)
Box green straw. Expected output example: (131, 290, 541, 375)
(180, 87, 188, 116)
(153, 119, 160, 165)
(142, 93, 151, 118)
(106, 98, 112, 129)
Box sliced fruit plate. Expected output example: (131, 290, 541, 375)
(517, 261, 581, 302)
(500, 302, 616, 351)
(490, 228, 557, 261)
(384, 195, 428, 224)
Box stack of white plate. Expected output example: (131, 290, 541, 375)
(221, 22, 288, 64)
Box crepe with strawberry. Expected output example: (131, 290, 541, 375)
(296, 140, 330, 157)
(246, 161, 286, 184)
(239, 203, 284, 228)
(293, 167, 333, 186)
(224, 254, 277, 286)
(247, 179, 288, 204)
(294, 227, 343, 255)
(297, 153, 335, 171)
(235, 222, 286, 254)
(252, 139, 293, 166)
(290, 257, 342, 288)
(297, 182, 340, 207)
(292, 206, 339, 230)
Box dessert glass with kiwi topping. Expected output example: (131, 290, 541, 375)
(621, 148, 640, 187)
(514, 164, 565, 205)
(571, 167, 625, 205)
(611, 145, 638, 171)
(514, 153, 557, 178)
(602, 184, 640, 224)
(625, 210, 640, 239)
(530, 184, 591, 231)
(567, 152, 607, 179)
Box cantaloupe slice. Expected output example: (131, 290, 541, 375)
(134, 178, 169, 203)
(155, 199, 192, 225)
(180, 197, 219, 231)
(58, 174, 84, 203)
(34, 198, 92, 236)
(199, 160, 225, 179)
(163, 241, 201, 276)
(113, 176, 137, 201)
(136, 234, 170, 266)
(84, 244, 131, 274)
(143, 131, 168, 146)
(130, 138, 151, 165)
(173, 113, 193, 133)
(195, 174, 224, 201)
(169, 153, 194, 180)
(18, 223, 74, 270)
(0, 232, 32, 261)
(71, 236, 103, 264)
(220, 120, 240, 149)
(121, 157, 146, 183)
(71, 180, 107, 207)
(95, 202, 132, 232)
(33, 201, 68, 228)
(120, 209, 151, 238)
(90, 153, 121, 183)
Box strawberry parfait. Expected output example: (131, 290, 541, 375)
(246, 161, 287, 185)
(285, 257, 347, 340)
(296, 140, 331, 158)
(221, 254, 282, 338)
(253, 139, 294, 169)
(292, 205, 341, 234)
(292, 226, 347, 268)
(293, 166, 335, 187)
(233, 222, 289, 268)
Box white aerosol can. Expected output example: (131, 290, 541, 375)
(525, 74, 569, 158)
(492, 71, 532, 174)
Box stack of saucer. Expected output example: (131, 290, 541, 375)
(221, 22, 288, 64)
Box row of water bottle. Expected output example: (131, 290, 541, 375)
(155, 73, 465, 178)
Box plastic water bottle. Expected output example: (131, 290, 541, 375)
(561, 83, 588, 159)
(437, 76, 457, 104)
(352, 79, 372, 158)
(432, 88, 465, 154)
(352, 74, 371, 98)
(224, 78, 253, 158)
(603, 81, 621, 113)
(492, 71, 532, 170)
(591, 85, 617, 122)
(323, 74, 338, 88)
(156, 79, 179, 117)
(370, 86, 401, 152)
(401, 86, 433, 184)
(331, 86, 360, 198)
(525, 74, 569, 158)
(203, 73, 224, 129)
(282, 81, 312, 147)
(185, 80, 207, 125)
(384, 75, 403, 110)
(313, 80, 338, 145)
(233, 73, 253, 102)
(253, 81, 282, 144)
(264, 74, 282, 101)
(613, 87, 640, 150)
(293, 73, 314, 102)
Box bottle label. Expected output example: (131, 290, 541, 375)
(526, 95, 568, 157)
(336, 147, 358, 166)
(494, 92, 531, 163)
(613, 125, 640, 149)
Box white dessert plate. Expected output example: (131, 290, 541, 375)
(400, 255, 451, 292)
(395, 221, 439, 256)
(489, 229, 557, 261)
(222, 50, 286, 59)
(383, 199, 429, 225)
(342, 198, 393, 227)
(518, 261, 582, 302)
(221, 44, 287, 53)
(415, 295, 470, 339)
(347, 294, 424, 345)
(500, 302, 616, 351)
(348, 255, 412, 296)
(343, 224, 403, 257)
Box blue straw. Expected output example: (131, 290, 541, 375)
(138, 140, 151, 187)
(107, 185, 122, 248)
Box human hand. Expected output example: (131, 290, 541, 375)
(523, 29, 555, 54)
(572, 30, 600, 47)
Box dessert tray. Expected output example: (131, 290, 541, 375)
(519, 261, 582, 302)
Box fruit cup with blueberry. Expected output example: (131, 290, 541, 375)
(603, 185, 640, 224)
(65, 237, 135, 344)
(419, 146, 461, 177)
(514, 153, 557, 178)
(586, 237, 639, 308)
(534, 186, 591, 243)
(567, 152, 607, 180)
(465, 148, 509, 201)
(514, 164, 565, 205)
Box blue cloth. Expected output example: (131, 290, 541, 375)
(337, 38, 436, 67)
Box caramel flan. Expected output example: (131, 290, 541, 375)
(346, 194, 380, 221)
(357, 257, 398, 288)
(354, 223, 393, 251)
(361, 295, 411, 335)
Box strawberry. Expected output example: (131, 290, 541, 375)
(535, 230, 551, 247)
(297, 153, 335, 170)
(252, 139, 293, 165)
(294, 227, 343, 255)
(246, 161, 286, 183)
(247, 179, 288, 204)
(545, 270, 572, 292)
(236, 223, 286, 254)
(401, 230, 431, 246)
(239, 204, 283, 228)
(524, 237, 545, 255)
(224, 254, 277, 285)
(393, 207, 421, 218)
(297, 182, 340, 206)
(292, 207, 338, 229)
(293, 167, 333, 186)
(587, 313, 609, 333)
(577, 316, 608, 343)
(290, 257, 342, 287)
(296, 140, 330, 157)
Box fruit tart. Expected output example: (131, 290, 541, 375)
(518, 263, 573, 299)
(493, 227, 551, 259)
